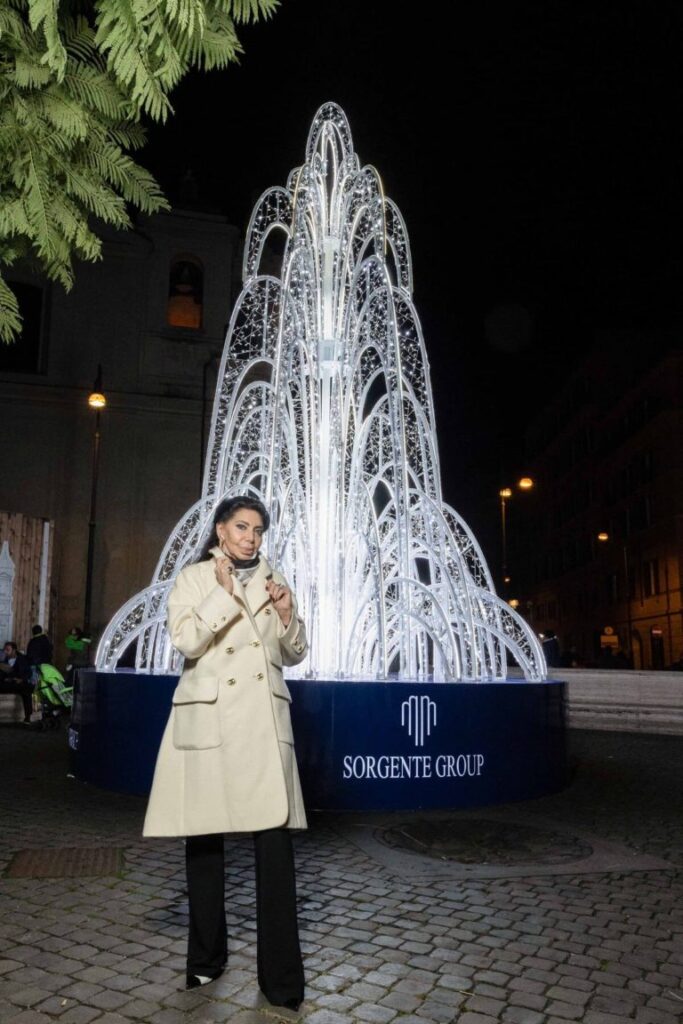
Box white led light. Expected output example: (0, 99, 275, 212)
(97, 103, 546, 682)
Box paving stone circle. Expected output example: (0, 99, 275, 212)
(375, 818, 594, 865)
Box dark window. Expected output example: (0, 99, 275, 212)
(0, 282, 45, 373)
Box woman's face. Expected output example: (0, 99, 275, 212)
(216, 508, 265, 561)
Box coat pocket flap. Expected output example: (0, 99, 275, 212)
(172, 675, 219, 705)
(268, 665, 292, 702)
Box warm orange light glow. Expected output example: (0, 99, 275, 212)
(597, 531, 609, 542)
(518, 476, 534, 490)
(499, 487, 513, 499)
(167, 294, 202, 328)
(503, 575, 511, 584)
(88, 392, 106, 409)
(509, 598, 520, 609)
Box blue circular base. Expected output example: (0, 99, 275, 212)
(70, 671, 567, 810)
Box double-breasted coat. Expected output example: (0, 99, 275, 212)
(143, 550, 308, 837)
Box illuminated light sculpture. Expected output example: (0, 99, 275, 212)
(98, 102, 546, 682)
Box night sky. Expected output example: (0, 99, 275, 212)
(143, 0, 683, 548)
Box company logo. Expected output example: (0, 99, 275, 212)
(342, 694, 484, 780)
(401, 694, 437, 747)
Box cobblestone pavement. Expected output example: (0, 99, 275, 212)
(0, 727, 681, 1024)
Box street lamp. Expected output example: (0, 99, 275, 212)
(499, 488, 513, 589)
(84, 366, 106, 640)
(597, 530, 633, 665)
(499, 477, 535, 590)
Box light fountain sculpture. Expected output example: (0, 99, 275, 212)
(98, 102, 545, 684)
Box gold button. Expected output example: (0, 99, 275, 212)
(264, 608, 271, 615)
(250, 640, 260, 647)
(227, 678, 236, 686)
(226, 646, 234, 654)
(256, 672, 264, 680)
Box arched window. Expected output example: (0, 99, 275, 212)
(166, 256, 203, 329)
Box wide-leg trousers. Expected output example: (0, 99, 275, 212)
(185, 828, 304, 1004)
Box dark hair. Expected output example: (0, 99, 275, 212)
(197, 495, 270, 561)
(32, 625, 43, 636)
(5, 641, 17, 652)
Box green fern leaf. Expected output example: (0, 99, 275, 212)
(24, 146, 52, 256)
(14, 56, 53, 89)
(63, 65, 128, 120)
(221, 0, 279, 24)
(82, 141, 169, 212)
(62, 15, 99, 64)
(41, 87, 90, 139)
(0, 274, 23, 344)
(28, 0, 68, 79)
(107, 121, 147, 149)
(0, 197, 31, 238)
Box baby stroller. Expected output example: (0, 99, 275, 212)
(37, 663, 73, 730)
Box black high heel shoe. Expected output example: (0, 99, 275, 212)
(185, 968, 224, 989)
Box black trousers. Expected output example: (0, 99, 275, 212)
(185, 828, 304, 1004)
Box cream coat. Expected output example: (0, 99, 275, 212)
(143, 551, 308, 836)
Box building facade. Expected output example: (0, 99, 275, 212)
(515, 337, 683, 669)
(0, 210, 240, 663)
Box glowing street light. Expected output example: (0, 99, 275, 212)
(84, 366, 105, 639)
(499, 479, 535, 589)
(499, 488, 513, 587)
(596, 530, 633, 665)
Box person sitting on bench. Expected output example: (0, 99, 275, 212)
(0, 642, 34, 723)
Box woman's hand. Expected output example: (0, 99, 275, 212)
(214, 556, 235, 594)
(265, 579, 292, 627)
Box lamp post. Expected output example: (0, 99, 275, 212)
(596, 531, 633, 666)
(499, 477, 535, 592)
(84, 366, 106, 640)
(499, 488, 513, 590)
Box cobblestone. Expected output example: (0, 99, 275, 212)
(353, 1003, 397, 1023)
(0, 728, 681, 1023)
(502, 1009, 546, 1024)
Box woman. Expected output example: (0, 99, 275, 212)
(143, 496, 308, 1008)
